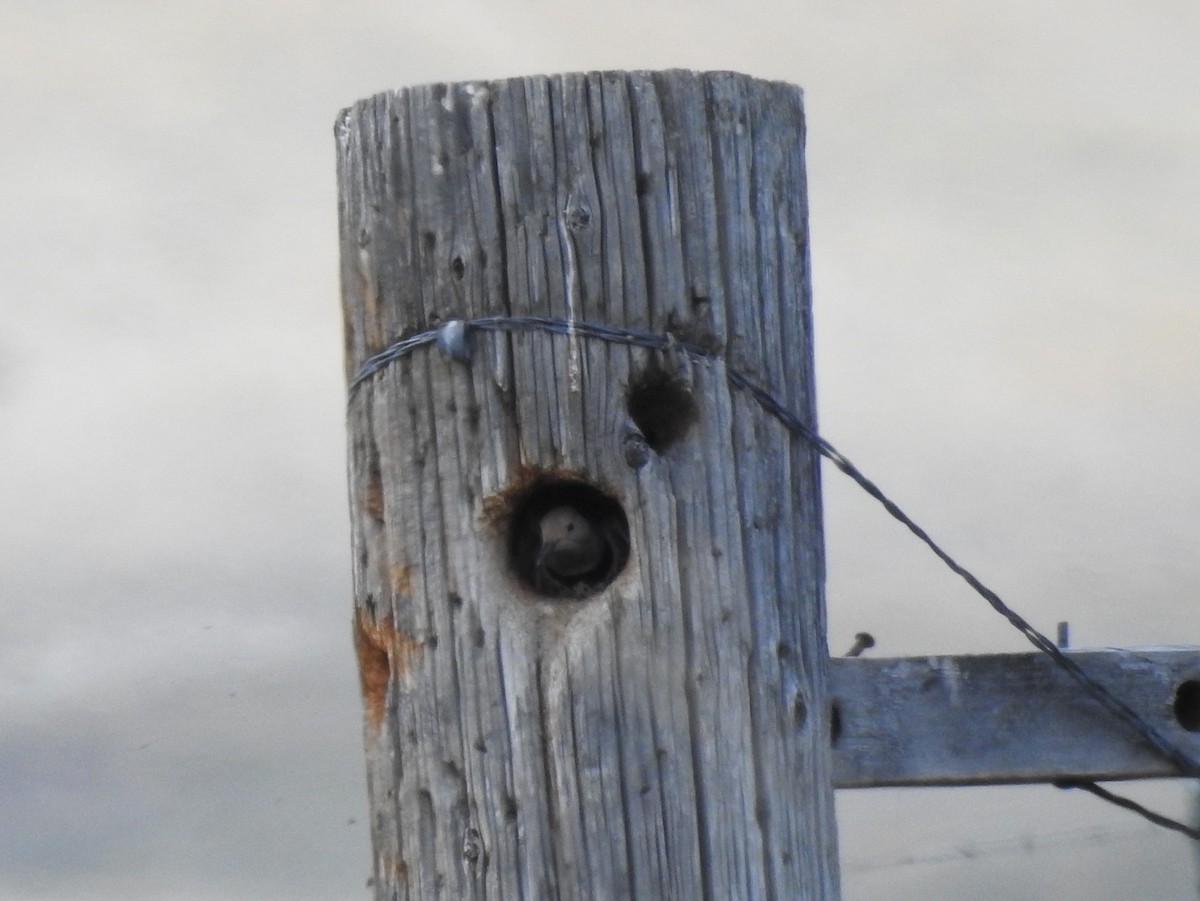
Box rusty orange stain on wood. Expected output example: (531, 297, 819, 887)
(389, 562, 413, 596)
(353, 606, 424, 732)
(391, 628, 424, 681)
(379, 855, 408, 885)
(481, 463, 599, 527)
(364, 465, 385, 523)
(353, 608, 392, 731)
(391, 627, 422, 683)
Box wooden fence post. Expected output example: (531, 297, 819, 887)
(337, 70, 838, 900)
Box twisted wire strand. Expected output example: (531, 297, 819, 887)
(1055, 780, 1200, 841)
(349, 315, 1200, 829)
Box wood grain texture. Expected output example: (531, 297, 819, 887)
(831, 648, 1200, 787)
(337, 70, 838, 900)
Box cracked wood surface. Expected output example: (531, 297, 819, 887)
(338, 70, 838, 900)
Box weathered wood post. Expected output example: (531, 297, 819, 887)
(337, 70, 838, 899)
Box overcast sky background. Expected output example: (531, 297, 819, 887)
(3, 1, 1199, 898)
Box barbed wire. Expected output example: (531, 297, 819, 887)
(349, 314, 1200, 837)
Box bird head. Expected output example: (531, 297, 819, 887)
(536, 505, 603, 579)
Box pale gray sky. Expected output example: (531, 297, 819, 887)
(3, 1, 1199, 898)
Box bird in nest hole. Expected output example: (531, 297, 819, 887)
(526, 505, 619, 598)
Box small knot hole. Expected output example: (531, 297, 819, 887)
(627, 368, 698, 454)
